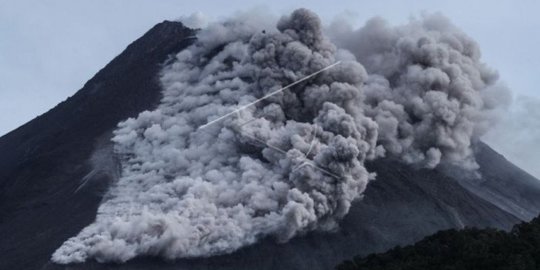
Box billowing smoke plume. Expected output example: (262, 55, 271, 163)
(330, 15, 509, 169)
(52, 9, 509, 264)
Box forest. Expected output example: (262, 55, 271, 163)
(337, 215, 540, 270)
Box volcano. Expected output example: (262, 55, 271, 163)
(1, 20, 539, 270)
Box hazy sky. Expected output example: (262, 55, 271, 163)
(1, 0, 539, 177)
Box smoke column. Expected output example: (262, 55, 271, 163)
(52, 9, 509, 264)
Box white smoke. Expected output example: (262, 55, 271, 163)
(52, 9, 509, 264)
(177, 11, 210, 29)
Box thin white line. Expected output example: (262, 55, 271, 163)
(74, 169, 98, 194)
(235, 102, 286, 128)
(198, 61, 341, 130)
(239, 129, 340, 179)
(290, 160, 340, 179)
(238, 129, 288, 155)
(301, 160, 341, 179)
(291, 162, 310, 173)
(305, 138, 316, 157)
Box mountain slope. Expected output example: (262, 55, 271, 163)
(0, 21, 539, 270)
(0, 21, 195, 270)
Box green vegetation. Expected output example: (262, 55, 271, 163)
(337, 216, 540, 270)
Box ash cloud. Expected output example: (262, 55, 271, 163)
(331, 14, 509, 170)
(52, 9, 510, 264)
(177, 11, 209, 29)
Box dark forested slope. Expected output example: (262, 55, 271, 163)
(337, 214, 540, 270)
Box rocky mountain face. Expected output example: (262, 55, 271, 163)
(0, 21, 196, 270)
(1, 21, 539, 270)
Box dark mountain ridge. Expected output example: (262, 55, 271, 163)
(336, 214, 540, 270)
(0, 21, 196, 270)
(0, 21, 538, 270)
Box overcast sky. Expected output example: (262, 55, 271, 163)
(1, 0, 539, 177)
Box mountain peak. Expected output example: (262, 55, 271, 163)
(0, 21, 195, 270)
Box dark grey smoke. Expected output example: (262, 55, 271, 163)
(331, 15, 510, 169)
(52, 9, 510, 264)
